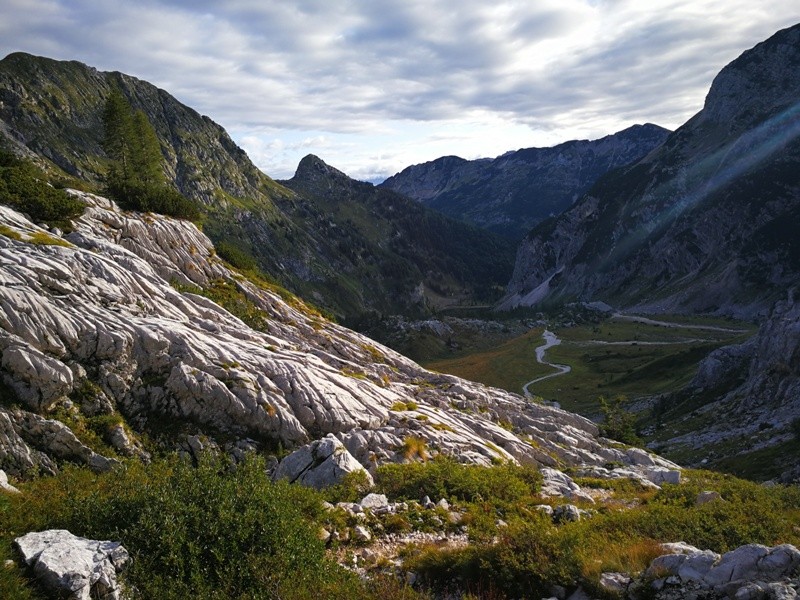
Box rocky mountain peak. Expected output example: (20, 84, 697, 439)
(701, 23, 800, 131)
(293, 153, 352, 184)
(499, 23, 800, 317)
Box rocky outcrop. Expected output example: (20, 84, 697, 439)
(641, 542, 800, 599)
(14, 529, 129, 600)
(0, 192, 680, 479)
(380, 124, 669, 239)
(650, 295, 800, 479)
(272, 435, 373, 489)
(500, 23, 800, 318)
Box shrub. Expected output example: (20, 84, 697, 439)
(7, 454, 366, 599)
(599, 395, 642, 446)
(112, 182, 201, 221)
(216, 240, 259, 272)
(376, 456, 541, 505)
(0, 150, 85, 225)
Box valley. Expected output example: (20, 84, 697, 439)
(1, 17, 799, 600)
(425, 312, 759, 472)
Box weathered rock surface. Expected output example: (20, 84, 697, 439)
(0, 193, 679, 484)
(643, 542, 800, 599)
(272, 435, 373, 489)
(14, 529, 129, 600)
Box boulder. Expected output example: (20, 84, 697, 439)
(360, 493, 389, 510)
(272, 435, 374, 489)
(0, 469, 19, 493)
(642, 542, 800, 598)
(553, 504, 581, 523)
(600, 572, 631, 594)
(696, 490, 723, 506)
(540, 468, 595, 504)
(14, 529, 129, 600)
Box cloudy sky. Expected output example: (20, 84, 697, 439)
(1, 1, 798, 182)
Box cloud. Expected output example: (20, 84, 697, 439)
(0, 0, 799, 180)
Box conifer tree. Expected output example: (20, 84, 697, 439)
(102, 88, 136, 197)
(131, 109, 163, 188)
(101, 88, 199, 220)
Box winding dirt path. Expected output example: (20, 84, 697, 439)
(611, 313, 750, 333)
(522, 330, 571, 396)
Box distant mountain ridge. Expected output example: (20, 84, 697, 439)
(0, 52, 515, 323)
(499, 22, 800, 318)
(380, 123, 670, 239)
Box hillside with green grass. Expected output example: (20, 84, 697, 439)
(0, 52, 514, 325)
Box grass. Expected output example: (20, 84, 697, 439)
(0, 223, 22, 240)
(26, 231, 72, 247)
(425, 328, 550, 394)
(426, 316, 754, 416)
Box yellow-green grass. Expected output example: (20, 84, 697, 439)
(426, 316, 755, 416)
(425, 328, 552, 394)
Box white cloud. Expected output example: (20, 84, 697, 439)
(0, 0, 798, 180)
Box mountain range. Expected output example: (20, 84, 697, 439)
(380, 123, 670, 239)
(0, 52, 514, 325)
(498, 23, 800, 319)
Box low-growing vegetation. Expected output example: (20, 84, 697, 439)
(0, 150, 85, 227)
(1, 450, 798, 600)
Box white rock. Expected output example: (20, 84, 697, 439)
(272, 435, 374, 489)
(353, 525, 372, 542)
(599, 572, 631, 593)
(0, 469, 20, 493)
(360, 493, 389, 510)
(14, 529, 128, 600)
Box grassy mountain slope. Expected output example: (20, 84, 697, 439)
(0, 52, 514, 323)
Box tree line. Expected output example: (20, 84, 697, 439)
(102, 88, 200, 220)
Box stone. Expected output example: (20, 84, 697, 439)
(540, 468, 595, 504)
(695, 490, 722, 506)
(0, 469, 20, 494)
(272, 435, 373, 489)
(436, 498, 450, 510)
(353, 525, 372, 542)
(360, 493, 389, 510)
(600, 572, 631, 593)
(14, 530, 128, 600)
(553, 504, 581, 523)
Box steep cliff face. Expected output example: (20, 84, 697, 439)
(0, 52, 513, 323)
(380, 124, 669, 239)
(0, 192, 679, 480)
(650, 294, 800, 481)
(500, 23, 800, 318)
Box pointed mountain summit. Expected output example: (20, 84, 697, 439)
(380, 123, 670, 239)
(278, 154, 517, 322)
(500, 23, 800, 318)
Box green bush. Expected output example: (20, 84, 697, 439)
(6, 454, 365, 599)
(376, 456, 542, 506)
(215, 240, 259, 272)
(0, 150, 85, 225)
(111, 182, 201, 221)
